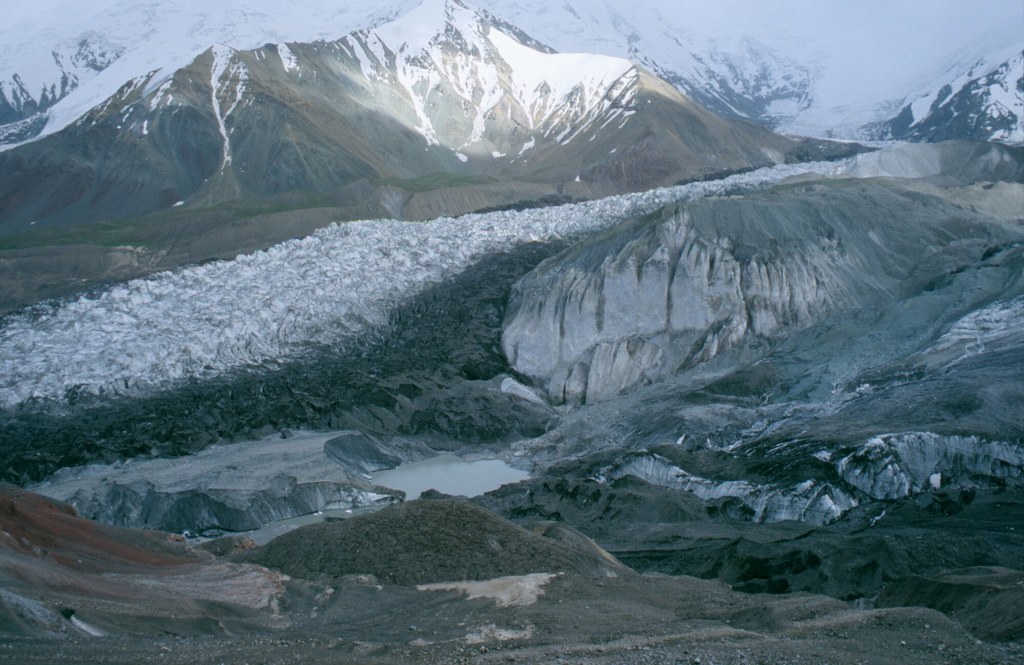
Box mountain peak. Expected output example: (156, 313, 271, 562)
(372, 0, 477, 55)
(0, 0, 821, 237)
(334, 1, 639, 151)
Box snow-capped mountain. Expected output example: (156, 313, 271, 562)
(0, 0, 826, 236)
(0, 35, 124, 143)
(470, 1, 822, 131)
(0, 0, 817, 148)
(0, 0, 419, 147)
(867, 46, 1024, 144)
(2, 0, 1020, 150)
(638, 37, 815, 131)
(338, 0, 639, 157)
(468, 0, 1023, 144)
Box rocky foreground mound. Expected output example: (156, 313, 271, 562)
(0, 484, 284, 639)
(246, 498, 627, 584)
(0, 488, 1019, 664)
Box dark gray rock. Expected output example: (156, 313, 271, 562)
(246, 498, 629, 584)
(323, 431, 434, 476)
(878, 567, 1024, 641)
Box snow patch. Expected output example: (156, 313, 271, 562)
(209, 45, 249, 169)
(277, 43, 300, 73)
(418, 573, 556, 607)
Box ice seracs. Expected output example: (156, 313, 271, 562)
(836, 433, 1024, 501)
(0, 158, 857, 409)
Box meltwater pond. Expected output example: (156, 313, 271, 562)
(242, 453, 529, 545)
(370, 454, 529, 500)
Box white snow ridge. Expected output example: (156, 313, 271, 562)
(0, 160, 854, 408)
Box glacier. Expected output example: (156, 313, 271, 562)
(0, 158, 860, 409)
(2, 141, 1021, 532)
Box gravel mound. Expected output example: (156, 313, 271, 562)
(247, 499, 592, 585)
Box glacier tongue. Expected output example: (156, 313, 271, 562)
(1, 142, 1016, 410)
(0, 160, 852, 409)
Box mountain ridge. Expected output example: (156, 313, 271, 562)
(0, 0, 838, 239)
(4, 0, 1019, 147)
(2, 0, 1019, 149)
(865, 45, 1024, 144)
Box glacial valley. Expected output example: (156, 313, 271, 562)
(1, 2, 1022, 663)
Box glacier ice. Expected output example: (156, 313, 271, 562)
(31, 429, 399, 532)
(0, 158, 854, 409)
(501, 145, 1024, 405)
(595, 452, 858, 525)
(836, 432, 1024, 501)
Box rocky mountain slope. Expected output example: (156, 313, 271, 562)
(0, 0, 833, 240)
(2, 1, 1019, 151)
(868, 46, 1024, 144)
(0, 484, 287, 638)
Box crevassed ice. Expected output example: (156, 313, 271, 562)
(601, 453, 857, 525)
(0, 159, 854, 408)
(836, 431, 1024, 500)
(931, 295, 1024, 360)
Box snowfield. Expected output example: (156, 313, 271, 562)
(0, 159, 861, 408)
